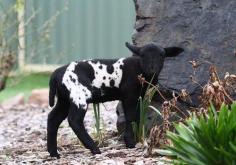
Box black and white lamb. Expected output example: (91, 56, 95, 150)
(47, 42, 184, 157)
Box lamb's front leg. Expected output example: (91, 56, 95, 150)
(122, 97, 139, 148)
(68, 103, 101, 154)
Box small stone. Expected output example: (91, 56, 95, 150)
(134, 160, 144, 165)
(28, 88, 49, 108)
(98, 159, 124, 165)
(135, 142, 143, 148)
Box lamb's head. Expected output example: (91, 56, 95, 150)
(126, 42, 184, 76)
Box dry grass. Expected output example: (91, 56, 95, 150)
(139, 63, 236, 156)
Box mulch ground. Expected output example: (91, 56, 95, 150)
(0, 102, 166, 165)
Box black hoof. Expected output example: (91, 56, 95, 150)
(91, 148, 101, 155)
(124, 138, 136, 148)
(50, 152, 60, 159)
(126, 143, 135, 148)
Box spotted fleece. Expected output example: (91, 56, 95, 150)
(62, 58, 124, 109)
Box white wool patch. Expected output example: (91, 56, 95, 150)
(62, 62, 92, 109)
(87, 58, 124, 88)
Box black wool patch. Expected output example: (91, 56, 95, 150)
(103, 76, 106, 80)
(69, 75, 76, 83)
(99, 65, 103, 69)
(107, 65, 114, 74)
(77, 62, 95, 82)
(110, 79, 115, 87)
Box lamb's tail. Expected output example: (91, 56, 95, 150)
(49, 73, 57, 107)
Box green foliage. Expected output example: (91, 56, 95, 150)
(0, 0, 61, 95)
(161, 103, 236, 165)
(0, 0, 18, 55)
(132, 86, 158, 143)
(14, 0, 24, 12)
(93, 103, 103, 145)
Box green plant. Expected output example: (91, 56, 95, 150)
(159, 103, 236, 165)
(132, 86, 157, 143)
(93, 103, 103, 145)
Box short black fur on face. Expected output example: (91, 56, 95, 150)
(125, 42, 184, 76)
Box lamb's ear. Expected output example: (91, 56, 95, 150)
(125, 42, 141, 56)
(164, 47, 184, 57)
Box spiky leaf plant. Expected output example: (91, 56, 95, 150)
(159, 103, 236, 165)
(93, 103, 103, 145)
(132, 86, 157, 143)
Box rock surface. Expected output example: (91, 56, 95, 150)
(117, 0, 236, 132)
(133, 0, 236, 104)
(0, 102, 165, 164)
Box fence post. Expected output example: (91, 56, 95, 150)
(17, 0, 25, 71)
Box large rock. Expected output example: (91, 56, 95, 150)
(133, 0, 236, 103)
(116, 0, 236, 133)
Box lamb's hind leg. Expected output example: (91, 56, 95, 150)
(47, 99, 69, 158)
(68, 103, 101, 154)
